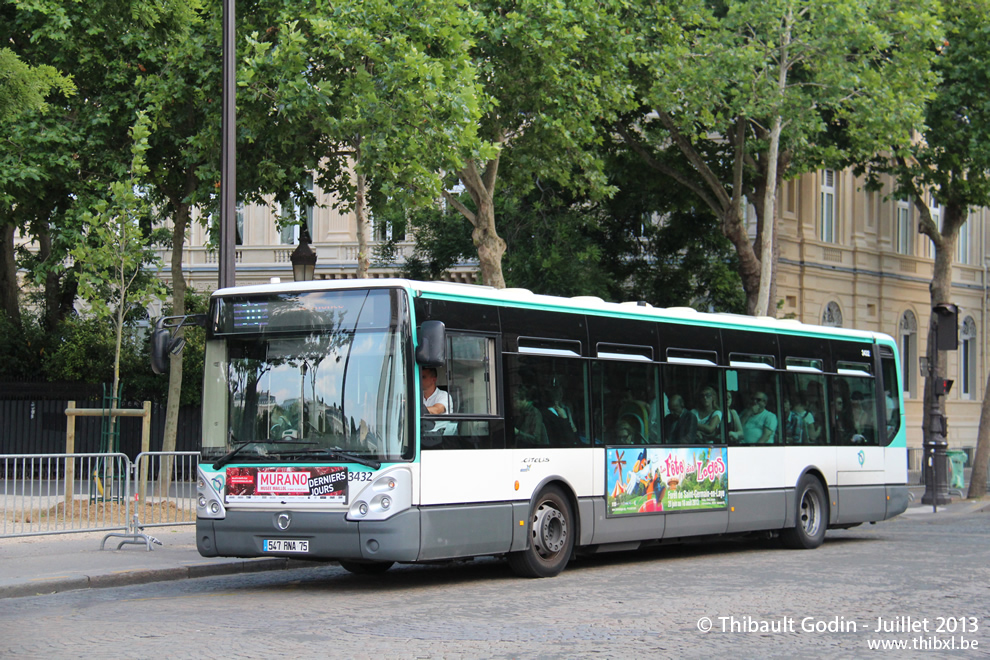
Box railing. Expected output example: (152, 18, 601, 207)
(1, 452, 199, 545)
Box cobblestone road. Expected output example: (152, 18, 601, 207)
(1, 510, 988, 659)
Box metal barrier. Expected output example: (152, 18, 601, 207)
(1, 451, 200, 546)
(1, 453, 131, 537)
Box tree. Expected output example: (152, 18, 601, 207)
(441, 0, 637, 288)
(617, 0, 939, 315)
(241, 0, 486, 277)
(70, 112, 165, 409)
(866, 2, 990, 497)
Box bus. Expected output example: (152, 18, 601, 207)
(153, 278, 908, 578)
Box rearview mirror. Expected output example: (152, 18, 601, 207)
(415, 320, 446, 368)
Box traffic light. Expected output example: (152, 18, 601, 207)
(934, 378, 954, 396)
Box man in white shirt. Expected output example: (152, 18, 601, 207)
(421, 367, 451, 414)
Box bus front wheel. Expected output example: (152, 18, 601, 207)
(508, 486, 574, 578)
(781, 475, 828, 549)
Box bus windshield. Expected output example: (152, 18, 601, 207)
(202, 288, 410, 464)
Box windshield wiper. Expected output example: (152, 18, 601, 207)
(293, 447, 381, 470)
(212, 437, 318, 470)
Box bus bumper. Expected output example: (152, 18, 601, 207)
(197, 508, 422, 562)
(885, 484, 909, 519)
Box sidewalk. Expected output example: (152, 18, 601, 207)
(2, 497, 988, 600)
(0, 526, 321, 600)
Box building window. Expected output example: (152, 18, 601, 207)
(961, 316, 976, 399)
(958, 216, 971, 264)
(896, 200, 912, 255)
(820, 169, 835, 243)
(235, 204, 244, 246)
(822, 301, 843, 328)
(900, 310, 917, 398)
(925, 201, 940, 259)
(279, 177, 315, 245)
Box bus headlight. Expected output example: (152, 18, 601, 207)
(197, 465, 227, 520)
(346, 467, 411, 521)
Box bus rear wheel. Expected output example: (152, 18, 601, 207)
(338, 560, 394, 575)
(781, 475, 828, 549)
(508, 486, 574, 578)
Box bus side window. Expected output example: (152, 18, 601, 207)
(661, 363, 724, 444)
(782, 372, 826, 445)
(593, 359, 658, 445)
(830, 373, 878, 445)
(730, 369, 781, 445)
(507, 354, 587, 448)
(880, 350, 902, 441)
(446, 334, 496, 415)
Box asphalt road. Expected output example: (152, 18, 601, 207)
(1, 508, 988, 659)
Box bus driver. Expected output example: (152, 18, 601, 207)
(421, 367, 451, 415)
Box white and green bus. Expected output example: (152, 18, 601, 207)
(156, 278, 907, 578)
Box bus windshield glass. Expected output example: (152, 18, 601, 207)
(203, 288, 410, 464)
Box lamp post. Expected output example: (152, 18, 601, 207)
(290, 224, 317, 282)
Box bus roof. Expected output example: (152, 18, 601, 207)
(212, 277, 893, 345)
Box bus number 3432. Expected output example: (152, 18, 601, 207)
(348, 472, 373, 482)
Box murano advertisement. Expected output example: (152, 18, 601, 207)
(225, 466, 348, 503)
(607, 446, 728, 516)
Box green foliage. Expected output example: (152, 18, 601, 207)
(69, 111, 166, 396)
(0, 46, 75, 122)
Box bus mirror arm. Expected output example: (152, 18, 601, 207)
(151, 314, 208, 374)
(415, 320, 446, 368)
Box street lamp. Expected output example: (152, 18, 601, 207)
(290, 224, 317, 281)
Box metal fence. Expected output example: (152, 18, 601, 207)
(1, 451, 199, 541)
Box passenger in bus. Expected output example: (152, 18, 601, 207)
(692, 386, 722, 443)
(613, 416, 644, 444)
(784, 395, 815, 444)
(543, 383, 580, 444)
(513, 385, 548, 445)
(850, 391, 873, 443)
(740, 391, 777, 444)
(663, 394, 698, 444)
(832, 394, 855, 443)
(725, 390, 744, 441)
(421, 367, 451, 415)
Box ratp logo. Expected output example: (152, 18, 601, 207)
(857, 450, 865, 467)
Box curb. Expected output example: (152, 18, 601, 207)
(0, 557, 325, 600)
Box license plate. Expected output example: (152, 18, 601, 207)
(263, 539, 309, 553)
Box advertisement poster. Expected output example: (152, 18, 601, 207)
(607, 446, 728, 516)
(225, 466, 348, 503)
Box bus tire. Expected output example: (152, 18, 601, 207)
(338, 560, 394, 575)
(781, 475, 828, 549)
(508, 486, 574, 578)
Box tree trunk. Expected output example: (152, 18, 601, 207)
(160, 197, 191, 497)
(0, 224, 20, 327)
(355, 164, 369, 279)
(450, 157, 507, 289)
(917, 199, 961, 451)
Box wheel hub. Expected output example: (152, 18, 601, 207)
(533, 503, 567, 555)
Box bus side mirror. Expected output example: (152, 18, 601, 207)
(416, 320, 446, 368)
(151, 325, 172, 374)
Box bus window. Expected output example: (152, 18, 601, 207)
(830, 369, 878, 445)
(782, 372, 826, 445)
(728, 369, 781, 444)
(592, 359, 659, 445)
(661, 363, 724, 444)
(880, 348, 902, 441)
(506, 354, 587, 448)
(446, 334, 496, 415)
